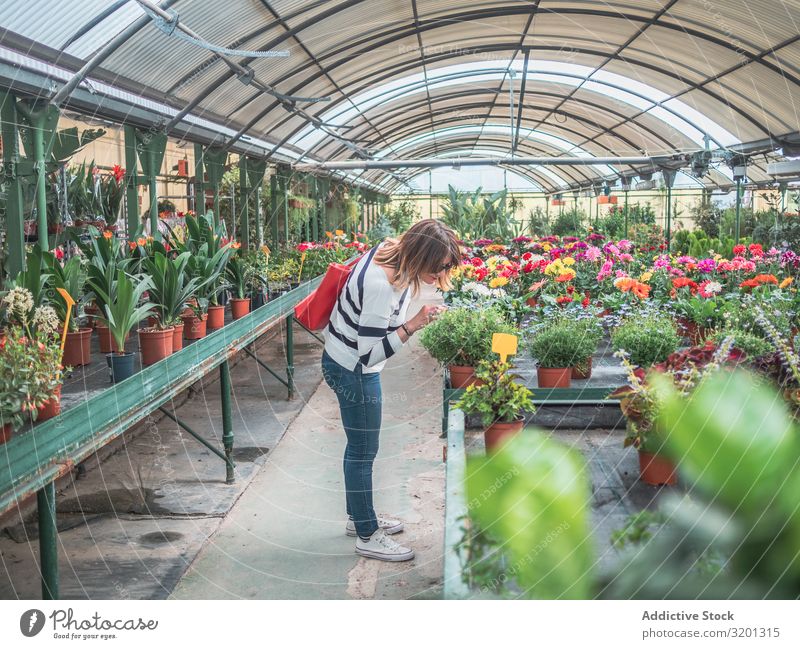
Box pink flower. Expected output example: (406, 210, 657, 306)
(585, 246, 602, 262)
(615, 269, 628, 278)
(697, 258, 716, 273)
(617, 240, 633, 252)
(618, 253, 633, 263)
(653, 255, 671, 269)
(597, 259, 613, 282)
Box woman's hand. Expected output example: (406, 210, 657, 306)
(407, 305, 447, 334)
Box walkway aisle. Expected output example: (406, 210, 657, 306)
(171, 285, 446, 599)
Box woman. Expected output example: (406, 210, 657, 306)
(321, 219, 461, 562)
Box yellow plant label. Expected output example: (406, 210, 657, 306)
(492, 332, 518, 363)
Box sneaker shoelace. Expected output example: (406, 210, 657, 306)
(376, 531, 402, 550)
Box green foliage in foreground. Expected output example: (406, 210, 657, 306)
(461, 370, 800, 598)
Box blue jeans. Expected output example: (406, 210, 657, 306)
(321, 350, 382, 538)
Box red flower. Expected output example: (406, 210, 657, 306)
(566, 285, 575, 294)
(112, 164, 125, 182)
(749, 243, 764, 257)
(556, 295, 573, 305)
(581, 295, 590, 308)
(733, 244, 746, 256)
(470, 257, 484, 267)
(672, 277, 698, 294)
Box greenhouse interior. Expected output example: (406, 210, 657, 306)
(1, 0, 800, 608)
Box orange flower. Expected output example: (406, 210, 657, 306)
(632, 282, 651, 299)
(231, 241, 242, 249)
(614, 277, 637, 292)
(555, 273, 573, 283)
(103, 230, 113, 239)
(128, 241, 137, 251)
(137, 237, 147, 247)
(780, 277, 793, 289)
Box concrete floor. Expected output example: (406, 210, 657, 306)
(0, 284, 447, 600)
(170, 284, 447, 599)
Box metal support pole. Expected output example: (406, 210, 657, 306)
(735, 177, 743, 243)
(219, 360, 235, 484)
(270, 173, 279, 244)
(0, 92, 26, 276)
(124, 125, 139, 240)
(239, 156, 250, 250)
(665, 185, 672, 251)
(32, 112, 49, 249)
(311, 177, 319, 241)
(193, 142, 205, 214)
(37, 481, 58, 599)
(286, 313, 294, 399)
(149, 176, 159, 238)
(624, 190, 629, 238)
(254, 180, 263, 246)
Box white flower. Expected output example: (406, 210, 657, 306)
(33, 305, 60, 335)
(462, 281, 492, 296)
(704, 281, 723, 295)
(2, 287, 34, 318)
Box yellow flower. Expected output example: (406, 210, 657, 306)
(541, 242, 552, 252)
(780, 277, 793, 289)
(489, 276, 509, 288)
(640, 271, 653, 282)
(562, 257, 575, 266)
(335, 229, 344, 236)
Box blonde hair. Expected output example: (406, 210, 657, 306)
(373, 219, 461, 295)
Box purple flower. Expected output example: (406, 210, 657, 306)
(697, 258, 716, 273)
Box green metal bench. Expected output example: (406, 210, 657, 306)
(0, 276, 326, 599)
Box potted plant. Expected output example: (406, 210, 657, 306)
(99, 165, 125, 231)
(93, 270, 154, 383)
(245, 247, 270, 308)
(676, 294, 725, 345)
(183, 244, 234, 339)
(419, 307, 517, 388)
(571, 316, 604, 380)
(611, 313, 680, 369)
(0, 288, 65, 433)
(527, 318, 585, 388)
(45, 254, 93, 367)
(454, 360, 535, 452)
(226, 253, 253, 319)
(143, 251, 202, 354)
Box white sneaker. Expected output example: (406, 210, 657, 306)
(346, 516, 403, 537)
(355, 529, 415, 562)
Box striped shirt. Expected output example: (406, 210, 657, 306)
(324, 244, 411, 374)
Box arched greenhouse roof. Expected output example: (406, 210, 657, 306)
(1, 0, 799, 193)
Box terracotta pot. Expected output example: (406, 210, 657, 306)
(63, 327, 93, 367)
(1, 423, 11, 444)
(138, 327, 174, 366)
(85, 303, 101, 329)
(230, 298, 251, 320)
(36, 386, 61, 422)
(448, 365, 483, 389)
(571, 357, 593, 380)
(172, 322, 185, 352)
(182, 313, 207, 340)
(484, 419, 525, 452)
(638, 450, 677, 486)
(207, 305, 225, 330)
(537, 366, 571, 388)
(96, 323, 129, 354)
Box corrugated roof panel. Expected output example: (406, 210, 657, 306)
(101, 0, 274, 94)
(698, 67, 800, 135)
(527, 13, 642, 54)
(1, 0, 111, 51)
(536, 0, 666, 19)
(663, 0, 796, 53)
(626, 25, 749, 84)
(770, 41, 800, 79)
(600, 59, 692, 96)
(289, 0, 411, 61)
(64, 2, 145, 59)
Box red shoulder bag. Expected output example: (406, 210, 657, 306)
(293, 255, 363, 331)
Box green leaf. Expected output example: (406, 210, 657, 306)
(652, 370, 800, 516)
(465, 432, 593, 598)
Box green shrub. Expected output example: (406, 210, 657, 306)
(611, 313, 680, 367)
(527, 317, 593, 368)
(551, 207, 585, 236)
(419, 307, 516, 366)
(710, 329, 772, 359)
